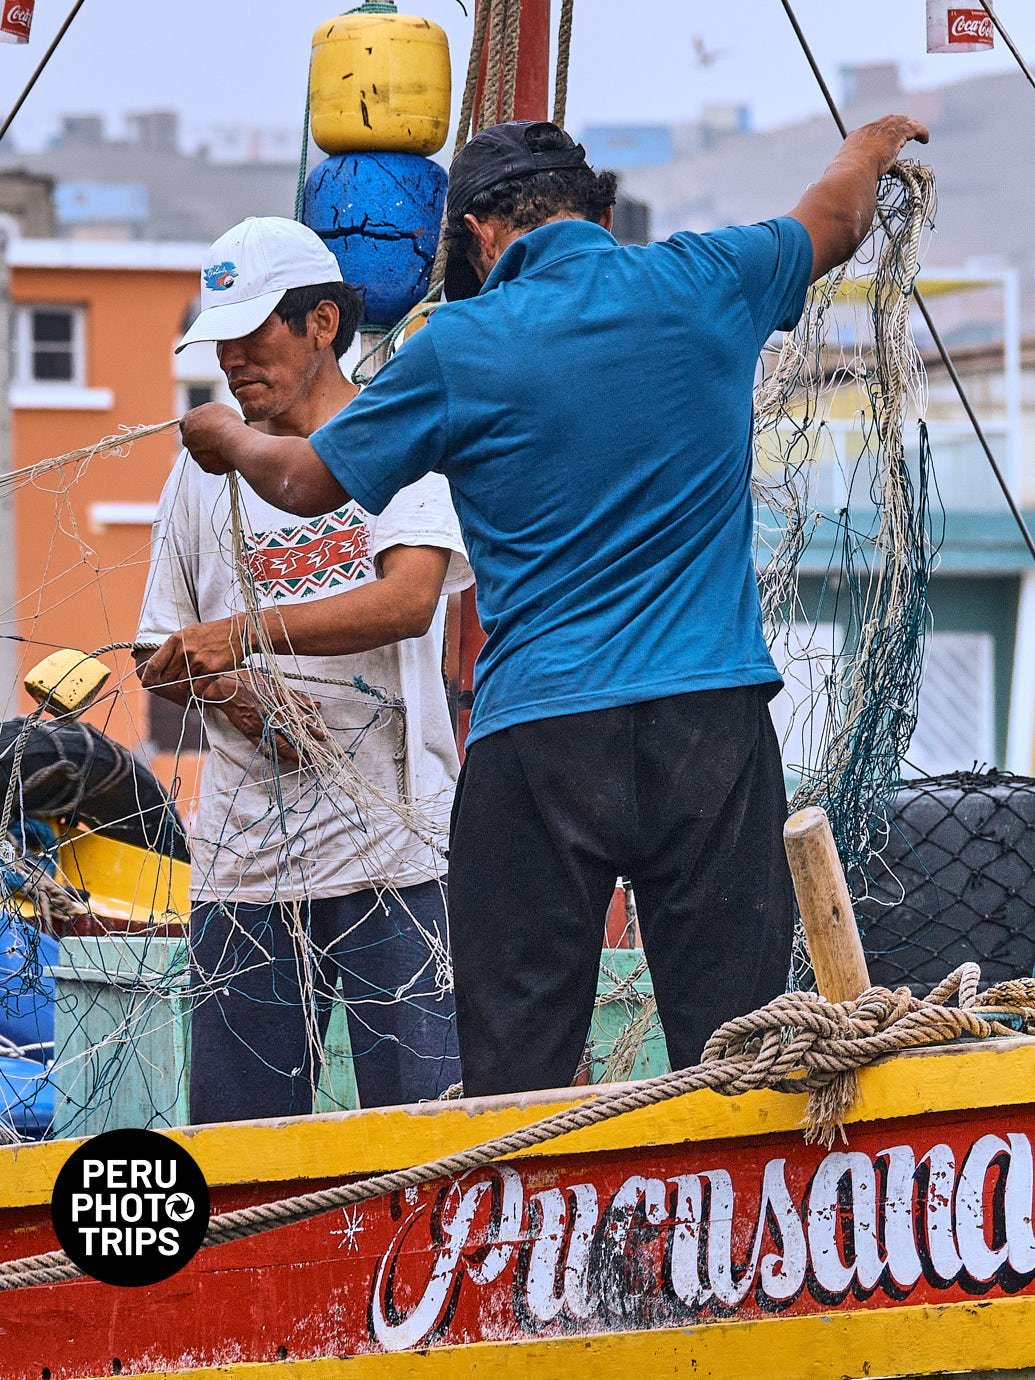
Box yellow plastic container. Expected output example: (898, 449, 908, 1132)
(310, 8, 451, 157)
(56, 830, 189, 928)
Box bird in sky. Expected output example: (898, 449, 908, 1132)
(692, 34, 728, 68)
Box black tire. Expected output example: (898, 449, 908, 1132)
(0, 717, 189, 862)
(854, 771, 1035, 992)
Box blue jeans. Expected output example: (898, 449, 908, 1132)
(189, 881, 459, 1122)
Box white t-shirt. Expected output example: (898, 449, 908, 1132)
(137, 451, 472, 904)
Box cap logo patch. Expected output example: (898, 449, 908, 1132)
(204, 261, 238, 291)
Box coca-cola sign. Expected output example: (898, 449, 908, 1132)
(0, 0, 34, 43)
(948, 9, 995, 45)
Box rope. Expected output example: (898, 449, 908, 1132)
(0, 420, 180, 499)
(3, 963, 1032, 1292)
(476, 0, 509, 131)
(294, 65, 313, 222)
(456, 0, 493, 154)
(500, 0, 522, 123)
(553, 0, 575, 127)
(0, 711, 43, 848)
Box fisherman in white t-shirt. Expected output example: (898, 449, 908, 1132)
(135, 217, 472, 1122)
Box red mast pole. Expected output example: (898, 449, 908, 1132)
(456, 0, 552, 756)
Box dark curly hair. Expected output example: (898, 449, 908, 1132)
(274, 281, 363, 359)
(443, 165, 618, 267)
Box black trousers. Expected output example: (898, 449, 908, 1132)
(447, 686, 794, 1097)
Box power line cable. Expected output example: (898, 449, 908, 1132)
(977, 2, 1035, 95)
(0, 0, 89, 146)
(778, 0, 1035, 565)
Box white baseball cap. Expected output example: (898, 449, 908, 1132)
(175, 216, 343, 353)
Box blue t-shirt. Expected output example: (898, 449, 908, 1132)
(312, 216, 813, 747)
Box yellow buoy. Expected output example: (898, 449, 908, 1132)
(310, 5, 451, 157)
(24, 649, 112, 716)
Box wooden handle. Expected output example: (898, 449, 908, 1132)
(784, 806, 871, 1003)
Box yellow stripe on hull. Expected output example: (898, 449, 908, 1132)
(3, 1035, 1034, 1210)
(68, 1295, 1035, 1380)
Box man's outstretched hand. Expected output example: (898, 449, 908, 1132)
(845, 113, 930, 179)
(180, 402, 248, 476)
(792, 112, 931, 283)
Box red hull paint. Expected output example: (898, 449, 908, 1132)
(3, 1106, 1035, 1376)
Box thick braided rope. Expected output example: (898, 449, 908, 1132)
(477, 0, 510, 131)
(456, 0, 493, 155)
(3, 968, 1031, 1293)
(500, 0, 523, 123)
(553, 0, 575, 127)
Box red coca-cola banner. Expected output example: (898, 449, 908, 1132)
(947, 9, 995, 46)
(0, 0, 34, 44)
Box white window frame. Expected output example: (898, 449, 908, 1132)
(12, 302, 86, 388)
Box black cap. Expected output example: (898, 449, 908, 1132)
(444, 120, 590, 302)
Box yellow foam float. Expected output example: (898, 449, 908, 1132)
(310, 4, 451, 156)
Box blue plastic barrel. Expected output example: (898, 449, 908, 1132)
(0, 924, 57, 1051)
(303, 151, 447, 325)
(0, 1054, 53, 1138)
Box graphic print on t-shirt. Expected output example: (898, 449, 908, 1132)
(246, 508, 372, 602)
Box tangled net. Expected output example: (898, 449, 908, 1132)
(755, 161, 940, 987)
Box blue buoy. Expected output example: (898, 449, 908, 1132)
(303, 151, 447, 326)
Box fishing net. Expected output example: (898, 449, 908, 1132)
(754, 160, 942, 987)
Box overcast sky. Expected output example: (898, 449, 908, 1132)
(0, 1, 1033, 153)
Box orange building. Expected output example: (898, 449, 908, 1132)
(6, 239, 224, 795)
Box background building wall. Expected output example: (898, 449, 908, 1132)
(8, 252, 201, 785)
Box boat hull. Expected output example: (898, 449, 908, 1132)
(2, 1037, 1035, 1378)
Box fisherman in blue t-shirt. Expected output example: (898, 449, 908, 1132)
(173, 113, 929, 1099)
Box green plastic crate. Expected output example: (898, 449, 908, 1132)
(590, 947, 670, 1084)
(49, 935, 361, 1134)
(49, 935, 192, 1138)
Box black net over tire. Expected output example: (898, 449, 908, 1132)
(0, 717, 189, 862)
(852, 770, 1035, 993)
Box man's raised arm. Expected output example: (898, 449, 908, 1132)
(789, 115, 930, 284)
(180, 403, 349, 517)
